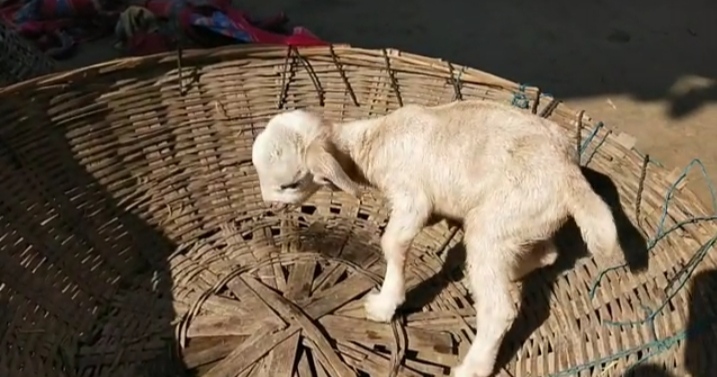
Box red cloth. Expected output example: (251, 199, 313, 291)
(126, 32, 171, 56)
(136, 0, 326, 47)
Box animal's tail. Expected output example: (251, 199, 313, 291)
(566, 170, 619, 257)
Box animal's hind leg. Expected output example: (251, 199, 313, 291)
(453, 216, 520, 377)
(510, 239, 559, 281)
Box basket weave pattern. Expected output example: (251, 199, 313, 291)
(0, 23, 56, 87)
(0, 45, 714, 377)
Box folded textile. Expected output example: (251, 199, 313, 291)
(1, 0, 327, 59)
(116, 0, 326, 56)
(114, 5, 167, 56)
(0, 0, 114, 58)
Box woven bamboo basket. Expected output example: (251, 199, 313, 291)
(0, 23, 56, 87)
(0, 45, 715, 377)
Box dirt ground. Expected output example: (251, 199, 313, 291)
(59, 0, 717, 207)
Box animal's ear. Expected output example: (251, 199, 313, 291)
(306, 141, 361, 197)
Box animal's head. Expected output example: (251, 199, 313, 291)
(251, 109, 361, 207)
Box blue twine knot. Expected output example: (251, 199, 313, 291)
(554, 157, 717, 377)
(511, 83, 530, 109)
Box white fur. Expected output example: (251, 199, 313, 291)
(251, 100, 619, 377)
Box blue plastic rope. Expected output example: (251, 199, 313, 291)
(581, 129, 610, 167)
(502, 85, 712, 375)
(506, 86, 714, 374)
(546, 158, 717, 376)
(511, 83, 530, 109)
(578, 122, 605, 165)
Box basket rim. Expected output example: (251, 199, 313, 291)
(0, 44, 522, 96)
(0, 43, 710, 217)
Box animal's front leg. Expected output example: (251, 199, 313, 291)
(365, 197, 430, 323)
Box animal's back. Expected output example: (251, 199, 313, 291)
(370, 101, 577, 219)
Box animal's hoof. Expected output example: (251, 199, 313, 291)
(364, 290, 398, 323)
(452, 362, 494, 377)
(452, 364, 473, 377)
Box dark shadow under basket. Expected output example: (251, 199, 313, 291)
(0, 45, 716, 377)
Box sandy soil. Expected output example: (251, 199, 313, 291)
(58, 0, 717, 206)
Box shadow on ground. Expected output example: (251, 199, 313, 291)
(235, 0, 716, 119)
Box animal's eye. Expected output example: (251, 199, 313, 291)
(280, 182, 300, 190)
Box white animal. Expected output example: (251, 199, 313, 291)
(251, 100, 618, 377)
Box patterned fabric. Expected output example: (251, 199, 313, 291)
(188, 9, 326, 46)
(0, 0, 112, 58)
(1, 0, 326, 59)
(138, 0, 327, 47)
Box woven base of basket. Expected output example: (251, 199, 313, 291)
(175, 205, 467, 377)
